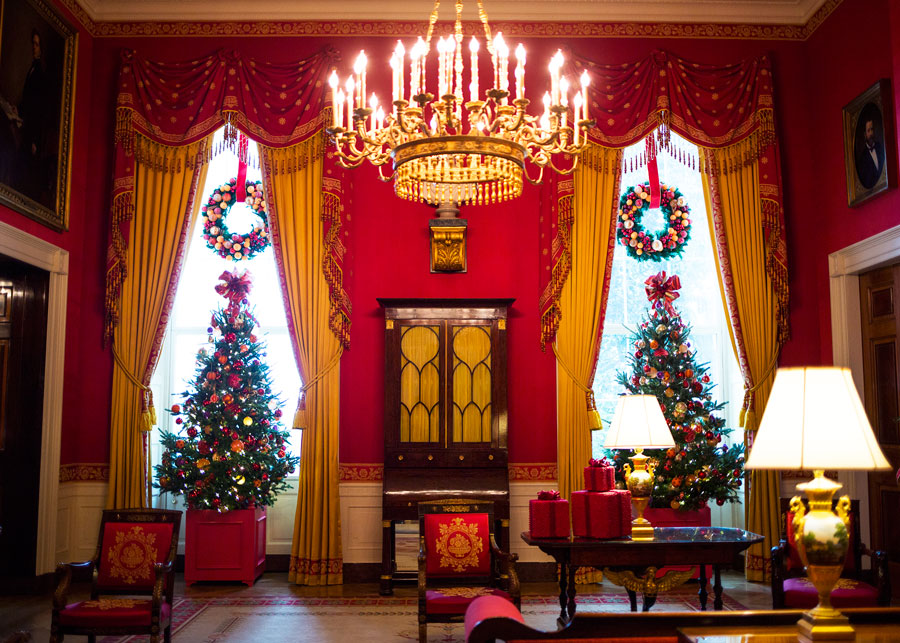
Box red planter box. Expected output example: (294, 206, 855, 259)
(529, 499, 570, 538)
(644, 505, 712, 579)
(185, 506, 266, 586)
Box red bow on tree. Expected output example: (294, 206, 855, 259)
(537, 490, 561, 501)
(215, 270, 252, 307)
(645, 271, 681, 316)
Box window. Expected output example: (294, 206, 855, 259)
(150, 130, 302, 503)
(590, 132, 745, 527)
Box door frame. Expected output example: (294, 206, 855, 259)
(829, 222, 900, 551)
(0, 220, 68, 575)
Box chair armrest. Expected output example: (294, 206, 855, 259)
(489, 536, 520, 606)
(770, 540, 788, 609)
(152, 561, 174, 608)
(53, 560, 95, 610)
(860, 547, 892, 606)
(418, 537, 427, 600)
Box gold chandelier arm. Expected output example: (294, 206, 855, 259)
(544, 154, 580, 176)
(425, 0, 441, 47)
(477, 0, 494, 54)
(522, 162, 545, 185)
(377, 164, 396, 182)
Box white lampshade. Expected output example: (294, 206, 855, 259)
(604, 395, 676, 449)
(745, 367, 890, 471)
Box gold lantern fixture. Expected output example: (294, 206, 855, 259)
(325, 0, 594, 207)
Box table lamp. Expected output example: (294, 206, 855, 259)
(745, 366, 890, 641)
(604, 395, 676, 541)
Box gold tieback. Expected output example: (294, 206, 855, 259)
(552, 342, 602, 430)
(112, 343, 156, 432)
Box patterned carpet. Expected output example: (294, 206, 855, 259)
(99, 590, 746, 642)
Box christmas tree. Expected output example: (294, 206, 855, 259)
(608, 271, 745, 511)
(155, 270, 299, 512)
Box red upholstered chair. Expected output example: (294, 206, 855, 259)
(50, 508, 182, 643)
(771, 498, 890, 610)
(418, 499, 520, 643)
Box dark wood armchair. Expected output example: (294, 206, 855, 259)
(418, 499, 519, 643)
(50, 508, 182, 643)
(771, 497, 890, 609)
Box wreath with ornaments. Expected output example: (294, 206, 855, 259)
(202, 178, 271, 261)
(617, 182, 691, 261)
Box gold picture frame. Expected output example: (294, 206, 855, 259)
(843, 79, 896, 208)
(0, 0, 77, 231)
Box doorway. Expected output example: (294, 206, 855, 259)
(0, 254, 49, 580)
(859, 262, 900, 597)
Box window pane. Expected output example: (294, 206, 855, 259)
(152, 128, 303, 472)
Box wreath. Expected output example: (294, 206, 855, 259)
(202, 178, 271, 261)
(616, 182, 691, 261)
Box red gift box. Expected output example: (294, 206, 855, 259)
(583, 465, 616, 492)
(572, 490, 631, 539)
(529, 498, 570, 538)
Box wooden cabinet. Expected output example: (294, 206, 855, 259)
(378, 299, 512, 594)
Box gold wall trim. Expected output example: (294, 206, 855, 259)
(509, 463, 558, 481)
(60, 463, 110, 483)
(58, 0, 841, 41)
(339, 463, 384, 481)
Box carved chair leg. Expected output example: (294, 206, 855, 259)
(419, 622, 427, 643)
(165, 624, 173, 643)
(87, 636, 96, 643)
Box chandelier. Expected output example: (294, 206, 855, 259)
(326, 0, 594, 206)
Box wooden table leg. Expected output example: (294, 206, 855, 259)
(566, 564, 577, 623)
(713, 565, 723, 611)
(627, 589, 638, 612)
(379, 519, 394, 596)
(698, 563, 708, 611)
(557, 564, 568, 626)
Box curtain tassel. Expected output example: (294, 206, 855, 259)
(587, 390, 603, 430)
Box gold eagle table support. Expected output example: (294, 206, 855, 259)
(603, 566, 696, 612)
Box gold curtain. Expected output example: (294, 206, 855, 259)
(556, 143, 622, 499)
(260, 134, 343, 585)
(701, 137, 781, 582)
(107, 136, 210, 509)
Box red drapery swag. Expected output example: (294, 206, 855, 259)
(105, 47, 351, 349)
(539, 49, 789, 349)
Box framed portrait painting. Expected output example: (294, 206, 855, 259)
(843, 79, 897, 208)
(0, 0, 76, 231)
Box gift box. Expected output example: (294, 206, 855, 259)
(583, 459, 616, 492)
(528, 491, 570, 538)
(572, 489, 631, 539)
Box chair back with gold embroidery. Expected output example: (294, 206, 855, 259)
(93, 509, 181, 595)
(419, 499, 495, 581)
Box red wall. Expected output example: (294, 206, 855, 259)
(779, 0, 900, 368)
(6, 2, 896, 468)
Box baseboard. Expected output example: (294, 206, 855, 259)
(343, 563, 383, 583)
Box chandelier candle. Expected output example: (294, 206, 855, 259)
(326, 0, 594, 207)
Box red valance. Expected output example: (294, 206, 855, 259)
(115, 47, 337, 147)
(105, 47, 349, 344)
(573, 49, 775, 149)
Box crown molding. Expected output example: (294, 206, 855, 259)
(75, 0, 828, 26)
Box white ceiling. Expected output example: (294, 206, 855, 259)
(76, 0, 829, 25)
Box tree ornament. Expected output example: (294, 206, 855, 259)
(243, 416, 253, 426)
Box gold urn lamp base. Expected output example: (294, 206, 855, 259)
(623, 448, 656, 541)
(792, 470, 855, 641)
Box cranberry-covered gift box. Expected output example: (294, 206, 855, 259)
(571, 489, 632, 539)
(528, 490, 570, 538)
(583, 458, 616, 492)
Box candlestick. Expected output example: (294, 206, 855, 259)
(560, 76, 569, 107)
(469, 37, 479, 102)
(573, 92, 583, 145)
(395, 41, 406, 103)
(335, 89, 345, 133)
(580, 70, 590, 122)
(496, 33, 508, 102)
(344, 76, 355, 130)
(515, 44, 525, 101)
(353, 52, 367, 110)
(328, 70, 339, 128)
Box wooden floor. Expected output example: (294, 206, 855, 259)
(0, 569, 774, 641)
